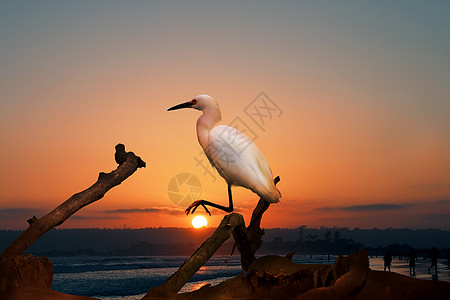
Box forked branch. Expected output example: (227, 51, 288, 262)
(144, 177, 280, 298)
(1, 144, 145, 257)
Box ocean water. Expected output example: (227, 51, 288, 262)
(50, 255, 450, 299)
(51, 255, 243, 299)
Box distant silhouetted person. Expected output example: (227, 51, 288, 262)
(383, 252, 392, 272)
(408, 248, 418, 276)
(428, 247, 439, 275)
(398, 251, 403, 260)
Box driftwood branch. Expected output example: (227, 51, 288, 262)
(144, 177, 280, 298)
(175, 250, 371, 299)
(232, 176, 280, 271)
(1, 144, 145, 257)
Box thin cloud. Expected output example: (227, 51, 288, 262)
(0, 208, 44, 219)
(434, 199, 450, 205)
(104, 207, 185, 216)
(424, 213, 450, 220)
(71, 215, 126, 220)
(410, 182, 450, 191)
(316, 203, 410, 212)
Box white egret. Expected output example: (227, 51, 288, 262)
(168, 94, 281, 215)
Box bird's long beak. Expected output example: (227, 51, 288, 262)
(167, 101, 193, 111)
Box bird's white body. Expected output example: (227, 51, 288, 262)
(193, 95, 281, 203)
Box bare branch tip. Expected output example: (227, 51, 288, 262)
(285, 251, 296, 261)
(136, 156, 146, 168)
(114, 144, 146, 168)
(274, 176, 280, 185)
(114, 144, 128, 165)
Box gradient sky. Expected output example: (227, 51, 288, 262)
(1, 1, 449, 230)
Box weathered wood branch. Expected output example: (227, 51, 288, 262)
(232, 176, 281, 271)
(174, 250, 371, 300)
(1, 144, 145, 257)
(144, 213, 245, 298)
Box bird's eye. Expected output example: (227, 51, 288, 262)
(190, 99, 197, 105)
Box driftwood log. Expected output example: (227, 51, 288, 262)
(144, 177, 280, 298)
(144, 213, 245, 298)
(1, 144, 145, 257)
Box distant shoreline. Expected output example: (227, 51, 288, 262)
(2, 227, 450, 258)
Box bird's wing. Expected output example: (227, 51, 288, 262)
(207, 125, 280, 202)
(204, 125, 243, 183)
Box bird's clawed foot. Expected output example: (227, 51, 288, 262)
(185, 200, 211, 216)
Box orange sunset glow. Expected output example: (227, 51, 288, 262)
(0, 1, 449, 231)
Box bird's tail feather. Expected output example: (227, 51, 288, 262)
(267, 187, 281, 203)
(259, 185, 281, 203)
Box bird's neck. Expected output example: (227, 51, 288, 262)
(196, 107, 221, 149)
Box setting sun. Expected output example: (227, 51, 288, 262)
(192, 216, 207, 228)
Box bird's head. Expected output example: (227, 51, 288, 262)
(167, 94, 218, 112)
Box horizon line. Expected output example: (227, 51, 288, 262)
(1, 226, 449, 231)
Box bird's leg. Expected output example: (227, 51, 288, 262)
(185, 185, 234, 216)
